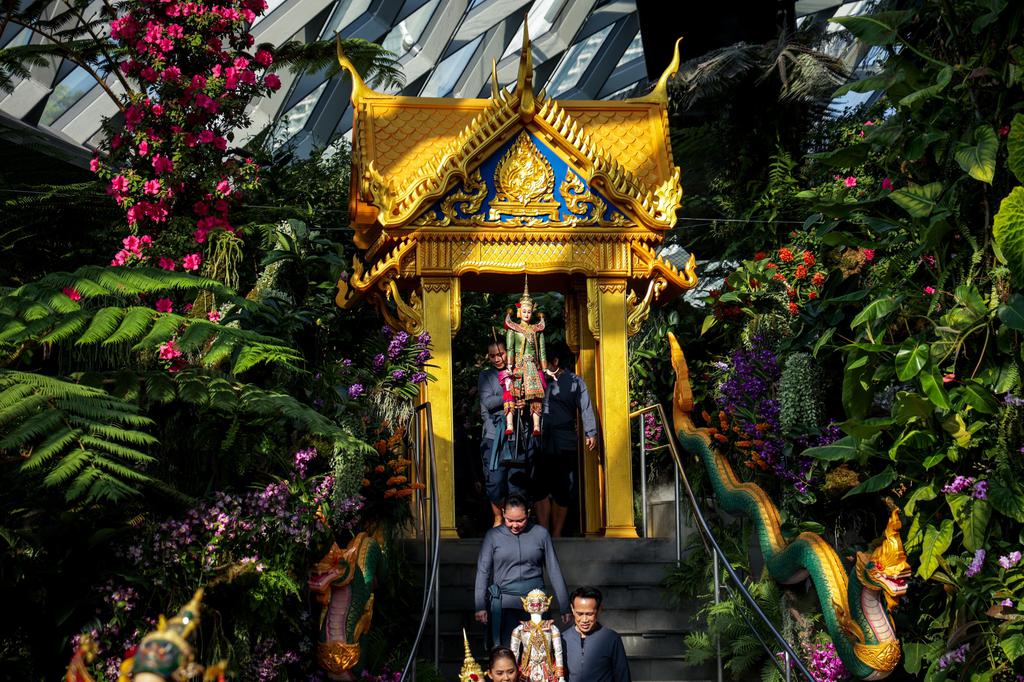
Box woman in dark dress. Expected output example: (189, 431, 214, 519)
(474, 495, 570, 648)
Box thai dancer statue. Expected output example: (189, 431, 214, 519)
(504, 277, 547, 437)
(510, 589, 565, 682)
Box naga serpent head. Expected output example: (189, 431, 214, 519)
(856, 510, 912, 608)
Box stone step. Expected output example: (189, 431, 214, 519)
(404, 538, 680, 565)
(428, 607, 696, 633)
(430, 584, 680, 613)
(430, 559, 678, 587)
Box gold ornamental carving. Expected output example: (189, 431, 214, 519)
(625, 278, 666, 337)
(384, 280, 424, 335)
(488, 132, 559, 221)
(564, 291, 580, 351)
(597, 280, 627, 294)
(853, 641, 901, 673)
(561, 169, 607, 225)
(439, 169, 487, 226)
(422, 278, 452, 293)
(585, 278, 600, 340)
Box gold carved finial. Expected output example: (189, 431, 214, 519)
(490, 58, 500, 100)
(636, 37, 682, 103)
(459, 629, 484, 682)
(336, 36, 373, 103)
(516, 19, 535, 123)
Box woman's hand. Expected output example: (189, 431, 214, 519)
(475, 610, 488, 624)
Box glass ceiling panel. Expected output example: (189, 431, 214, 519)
(40, 66, 95, 126)
(381, 0, 440, 58)
(420, 34, 482, 97)
(268, 80, 328, 148)
(250, 0, 289, 28)
(500, 0, 568, 59)
(546, 22, 613, 98)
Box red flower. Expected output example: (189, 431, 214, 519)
(794, 264, 808, 279)
(772, 273, 786, 282)
(264, 73, 282, 90)
(802, 251, 815, 266)
(754, 251, 766, 261)
(811, 272, 826, 286)
(807, 291, 818, 300)
(778, 247, 794, 263)
(788, 302, 798, 315)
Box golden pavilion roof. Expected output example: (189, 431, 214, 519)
(333, 30, 696, 312)
(337, 32, 684, 245)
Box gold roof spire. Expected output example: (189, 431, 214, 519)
(336, 36, 374, 104)
(490, 58, 500, 100)
(635, 37, 682, 104)
(515, 19, 536, 123)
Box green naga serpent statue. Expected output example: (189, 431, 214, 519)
(668, 333, 912, 680)
(308, 531, 382, 680)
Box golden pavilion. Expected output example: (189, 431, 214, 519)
(335, 29, 696, 538)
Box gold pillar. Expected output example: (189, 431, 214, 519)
(421, 277, 459, 538)
(573, 283, 604, 536)
(593, 277, 637, 538)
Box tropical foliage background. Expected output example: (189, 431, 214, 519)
(2, 0, 1024, 680)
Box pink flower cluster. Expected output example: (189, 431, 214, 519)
(93, 0, 279, 254)
(111, 234, 153, 266)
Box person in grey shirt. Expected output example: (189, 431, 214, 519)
(478, 340, 530, 527)
(562, 586, 631, 682)
(534, 341, 598, 537)
(474, 495, 570, 648)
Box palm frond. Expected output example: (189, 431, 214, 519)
(267, 37, 404, 90)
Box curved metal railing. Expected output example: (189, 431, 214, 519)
(400, 402, 440, 682)
(630, 403, 815, 682)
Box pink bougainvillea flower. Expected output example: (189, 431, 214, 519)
(110, 175, 128, 193)
(862, 248, 876, 261)
(143, 179, 161, 195)
(924, 286, 936, 295)
(151, 103, 164, 116)
(207, 309, 221, 322)
(264, 73, 281, 90)
(155, 298, 174, 313)
(198, 130, 215, 144)
(881, 177, 893, 191)
(89, 156, 100, 173)
(63, 287, 81, 301)
(216, 179, 231, 195)
(152, 154, 174, 174)
(158, 256, 176, 271)
(255, 49, 273, 66)
(182, 253, 202, 271)
(111, 250, 129, 266)
(844, 176, 857, 188)
(158, 338, 182, 360)
(123, 234, 142, 254)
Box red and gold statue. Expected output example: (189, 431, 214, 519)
(504, 278, 548, 437)
(510, 589, 565, 682)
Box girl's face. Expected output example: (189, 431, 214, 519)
(489, 657, 518, 682)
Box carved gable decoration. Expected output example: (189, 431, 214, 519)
(414, 131, 624, 227)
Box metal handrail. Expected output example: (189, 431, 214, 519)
(400, 402, 440, 682)
(630, 403, 814, 682)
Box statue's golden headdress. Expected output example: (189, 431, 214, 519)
(520, 588, 552, 613)
(459, 629, 484, 682)
(517, 274, 533, 308)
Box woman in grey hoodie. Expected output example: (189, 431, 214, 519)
(474, 495, 570, 648)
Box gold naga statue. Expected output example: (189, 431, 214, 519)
(65, 589, 226, 682)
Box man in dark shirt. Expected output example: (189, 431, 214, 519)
(534, 341, 598, 537)
(478, 340, 530, 526)
(562, 586, 631, 682)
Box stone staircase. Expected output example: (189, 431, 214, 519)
(403, 537, 715, 681)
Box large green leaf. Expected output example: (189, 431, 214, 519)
(954, 126, 998, 184)
(808, 144, 871, 168)
(904, 483, 937, 516)
(1008, 113, 1024, 184)
(947, 495, 991, 552)
(917, 519, 954, 579)
(899, 65, 953, 107)
(802, 435, 858, 461)
(998, 293, 1024, 330)
(989, 481, 1024, 522)
(890, 182, 943, 218)
(993, 187, 1024, 284)
(843, 467, 896, 498)
(851, 296, 901, 328)
(1001, 634, 1024, 663)
(829, 10, 915, 45)
(919, 366, 952, 411)
(895, 342, 929, 381)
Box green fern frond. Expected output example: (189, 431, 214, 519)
(0, 371, 156, 503)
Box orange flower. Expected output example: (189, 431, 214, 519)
(383, 489, 397, 499)
(396, 489, 415, 498)
(386, 475, 408, 486)
(788, 302, 798, 315)
(714, 433, 730, 443)
(772, 273, 786, 282)
(374, 465, 386, 473)
(779, 247, 794, 263)
(754, 251, 767, 260)
(410, 482, 426, 490)
(794, 264, 808, 279)
(766, 262, 778, 270)
(812, 272, 826, 286)
(807, 291, 818, 300)
(361, 478, 370, 487)
(735, 440, 752, 448)
(787, 288, 797, 299)
(802, 251, 815, 266)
